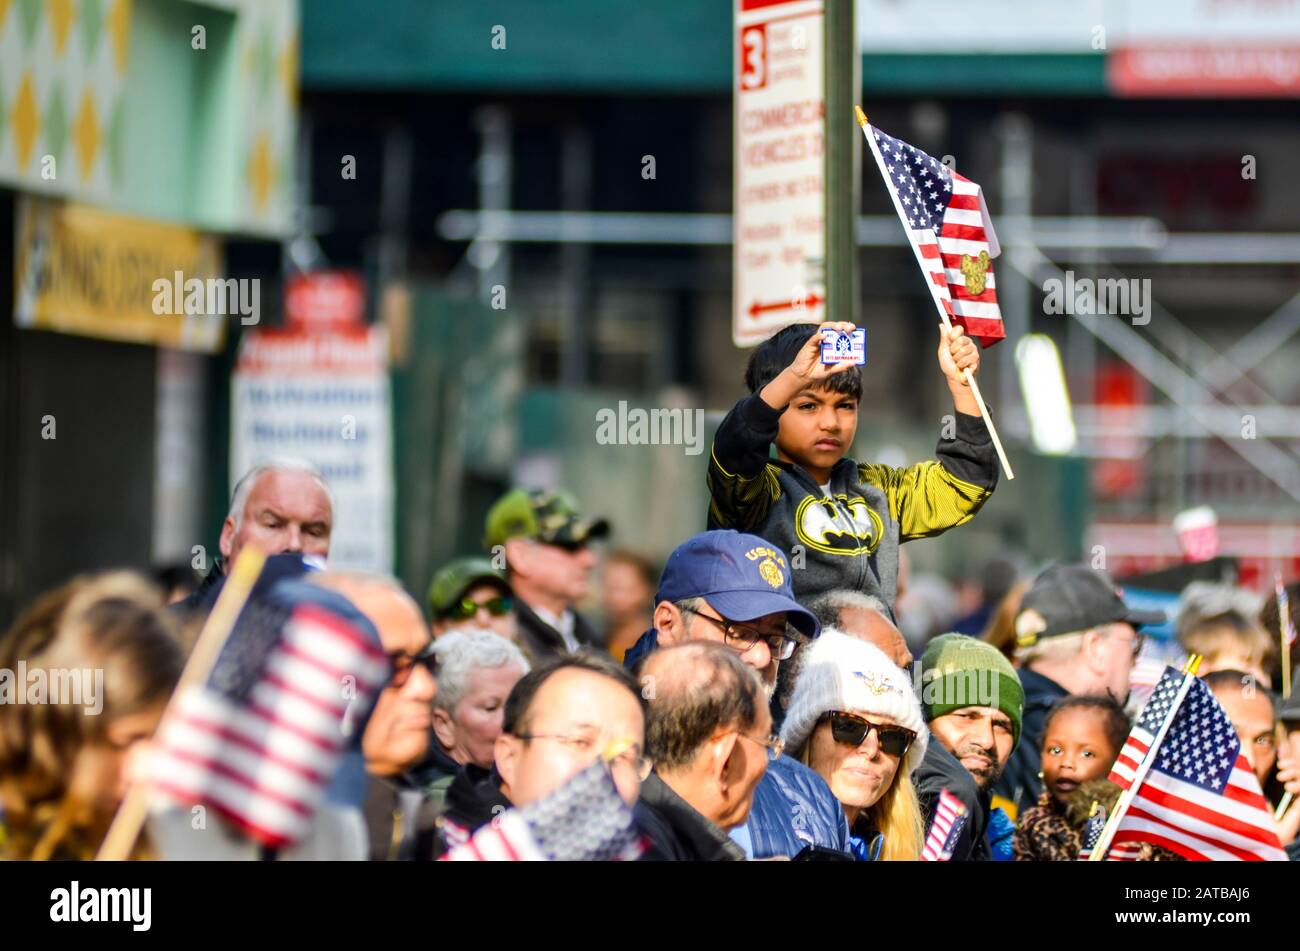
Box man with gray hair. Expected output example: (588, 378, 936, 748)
(635, 642, 774, 860)
(177, 457, 334, 615)
(780, 590, 912, 716)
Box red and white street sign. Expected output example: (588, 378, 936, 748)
(285, 270, 367, 334)
(733, 0, 826, 347)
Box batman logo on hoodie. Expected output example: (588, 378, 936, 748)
(794, 493, 883, 556)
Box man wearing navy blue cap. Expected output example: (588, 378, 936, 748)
(623, 531, 818, 690)
(625, 530, 852, 858)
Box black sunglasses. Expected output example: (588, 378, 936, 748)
(820, 711, 916, 759)
(389, 646, 437, 688)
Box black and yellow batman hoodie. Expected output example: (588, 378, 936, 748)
(706, 394, 998, 613)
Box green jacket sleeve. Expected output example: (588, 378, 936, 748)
(858, 411, 998, 540)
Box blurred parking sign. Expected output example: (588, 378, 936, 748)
(733, 0, 826, 347)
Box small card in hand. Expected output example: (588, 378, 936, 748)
(820, 328, 866, 365)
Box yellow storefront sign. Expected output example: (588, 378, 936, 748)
(14, 198, 226, 353)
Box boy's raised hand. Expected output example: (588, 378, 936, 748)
(760, 321, 859, 411)
(938, 324, 980, 386)
(938, 323, 982, 416)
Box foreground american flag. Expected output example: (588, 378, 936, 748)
(920, 788, 969, 861)
(150, 588, 390, 849)
(442, 760, 646, 862)
(1107, 666, 1287, 861)
(860, 117, 1006, 348)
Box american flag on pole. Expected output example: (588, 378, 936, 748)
(150, 583, 390, 849)
(442, 760, 647, 862)
(1077, 805, 1142, 861)
(1078, 805, 1106, 861)
(861, 119, 1006, 347)
(1107, 666, 1287, 861)
(920, 788, 969, 861)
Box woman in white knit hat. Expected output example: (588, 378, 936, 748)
(780, 629, 928, 860)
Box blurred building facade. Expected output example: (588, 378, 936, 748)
(298, 0, 1300, 594)
(4, 0, 1298, 625)
(1, 0, 299, 622)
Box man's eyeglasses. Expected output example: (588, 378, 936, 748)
(819, 711, 916, 759)
(679, 605, 797, 661)
(441, 595, 513, 622)
(513, 731, 650, 778)
(733, 730, 786, 763)
(1108, 628, 1146, 659)
(389, 645, 437, 689)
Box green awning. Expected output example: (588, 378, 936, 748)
(301, 1, 1107, 96)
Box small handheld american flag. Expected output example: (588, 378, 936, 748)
(1077, 802, 1142, 861)
(856, 108, 1015, 481)
(1105, 665, 1287, 861)
(920, 788, 969, 861)
(442, 759, 646, 862)
(149, 578, 390, 850)
(860, 116, 1006, 349)
(1077, 803, 1106, 861)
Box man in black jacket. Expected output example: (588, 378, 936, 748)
(635, 642, 773, 861)
(483, 488, 609, 664)
(994, 564, 1163, 814)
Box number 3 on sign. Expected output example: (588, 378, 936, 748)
(740, 24, 767, 91)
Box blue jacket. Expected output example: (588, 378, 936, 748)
(741, 755, 851, 858)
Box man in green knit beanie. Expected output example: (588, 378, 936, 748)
(920, 633, 1025, 794)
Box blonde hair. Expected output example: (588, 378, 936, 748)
(0, 572, 184, 860)
(798, 738, 926, 861)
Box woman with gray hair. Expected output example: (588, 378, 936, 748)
(419, 628, 530, 810)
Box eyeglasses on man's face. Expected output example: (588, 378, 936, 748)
(512, 730, 651, 779)
(679, 605, 797, 661)
(733, 730, 785, 762)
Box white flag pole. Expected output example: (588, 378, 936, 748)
(856, 106, 1014, 481)
(1088, 656, 1202, 861)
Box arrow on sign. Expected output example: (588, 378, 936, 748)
(748, 293, 824, 318)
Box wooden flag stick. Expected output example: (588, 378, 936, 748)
(95, 546, 268, 861)
(855, 105, 1015, 481)
(1088, 655, 1202, 861)
(1276, 573, 1292, 701)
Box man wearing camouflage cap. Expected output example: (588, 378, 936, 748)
(484, 488, 610, 663)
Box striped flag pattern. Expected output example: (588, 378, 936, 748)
(151, 597, 390, 849)
(921, 788, 969, 861)
(863, 122, 1006, 347)
(1108, 666, 1288, 862)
